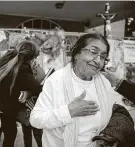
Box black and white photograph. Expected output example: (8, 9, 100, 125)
(0, 1, 135, 147)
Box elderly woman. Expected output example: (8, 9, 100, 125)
(30, 33, 127, 147)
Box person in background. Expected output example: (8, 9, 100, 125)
(19, 31, 64, 147)
(0, 40, 42, 147)
(104, 65, 135, 104)
(30, 33, 129, 147)
(19, 61, 44, 147)
(19, 49, 45, 147)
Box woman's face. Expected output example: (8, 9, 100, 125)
(74, 39, 108, 80)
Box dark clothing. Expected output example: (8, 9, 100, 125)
(1, 114, 17, 147)
(116, 80, 135, 147)
(0, 63, 42, 147)
(0, 63, 42, 112)
(21, 97, 43, 147)
(0, 63, 42, 116)
(102, 104, 135, 146)
(92, 104, 135, 147)
(117, 80, 135, 103)
(22, 124, 42, 147)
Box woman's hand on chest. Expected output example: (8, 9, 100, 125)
(68, 90, 100, 118)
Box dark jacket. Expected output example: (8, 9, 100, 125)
(92, 104, 135, 147)
(0, 62, 42, 115)
(103, 104, 135, 147)
(117, 80, 135, 103)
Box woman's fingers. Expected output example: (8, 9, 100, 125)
(78, 103, 100, 116)
(80, 110, 97, 116)
(68, 92, 100, 117)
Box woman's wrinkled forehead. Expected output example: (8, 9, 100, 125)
(78, 38, 96, 48)
(85, 38, 100, 46)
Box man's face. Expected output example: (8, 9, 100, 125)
(41, 36, 60, 55)
(74, 39, 107, 80)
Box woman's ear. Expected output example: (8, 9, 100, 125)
(101, 58, 110, 71)
(74, 56, 78, 64)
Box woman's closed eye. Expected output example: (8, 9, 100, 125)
(89, 50, 107, 59)
(84, 49, 98, 55)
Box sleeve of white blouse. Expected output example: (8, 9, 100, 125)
(30, 78, 73, 129)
